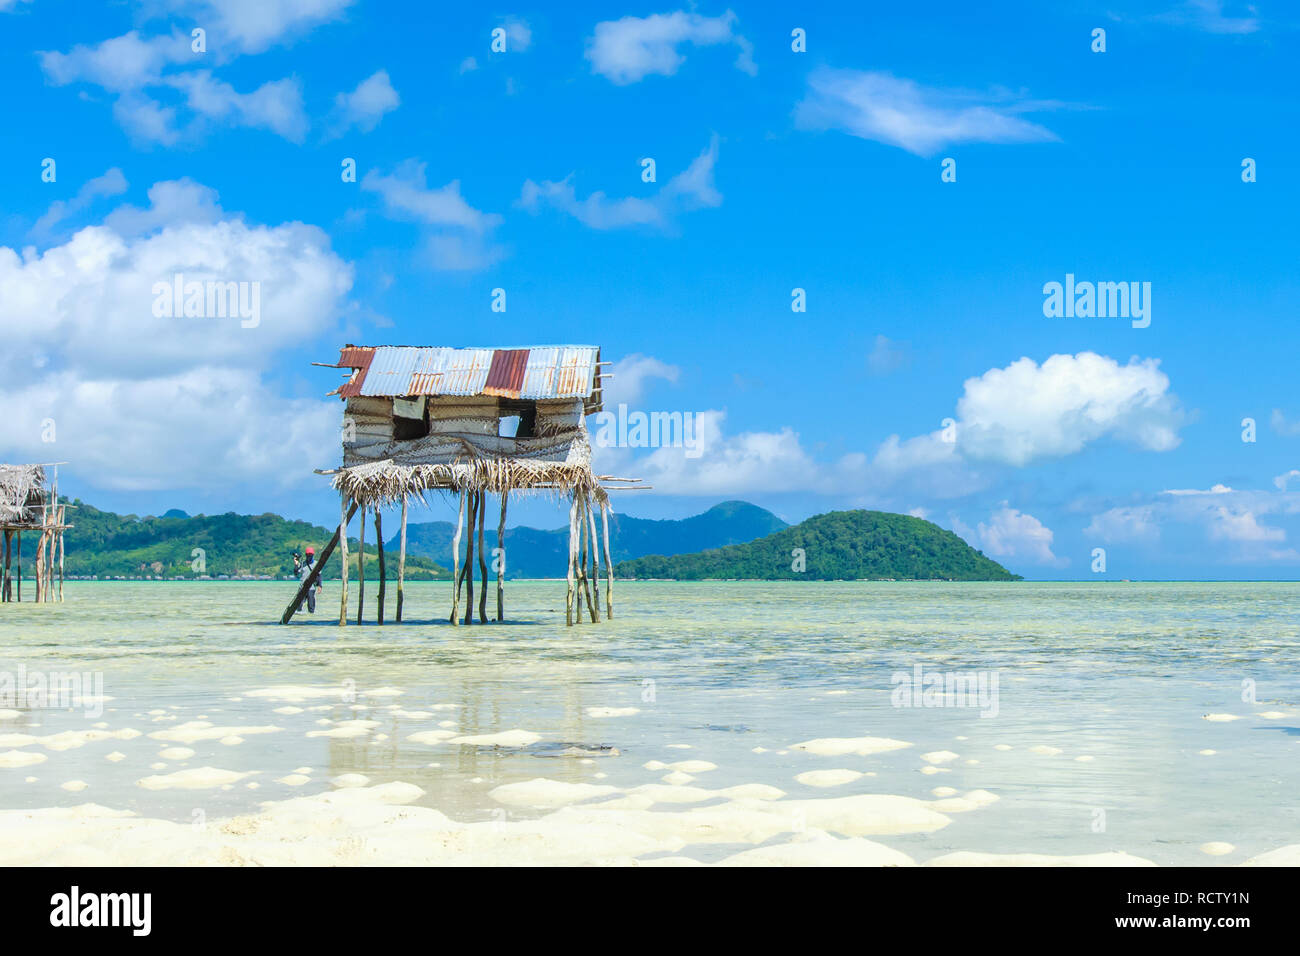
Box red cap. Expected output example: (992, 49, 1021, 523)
(305, 546, 315, 555)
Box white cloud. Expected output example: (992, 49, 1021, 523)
(1208, 507, 1284, 544)
(1162, 483, 1232, 496)
(795, 68, 1061, 156)
(168, 0, 356, 54)
(501, 17, 532, 52)
(1273, 470, 1300, 491)
(40, 31, 192, 92)
(977, 505, 1065, 567)
(0, 182, 353, 491)
(40, 1, 353, 143)
(1270, 408, 1300, 436)
(1087, 483, 1300, 563)
(31, 168, 129, 239)
(167, 71, 308, 141)
(867, 335, 911, 375)
(1084, 505, 1160, 544)
(586, 10, 755, 85)
(1157, 1, 1260, 35)
(330, 70, 399, 135)
(103, 179, 226, 236)
(519, 137, 721, 231)
(954, 353, 1184, 466)
(362, 161, 504, 270)
(597, 351, 1184, 503)
(602, 354, 680, 406)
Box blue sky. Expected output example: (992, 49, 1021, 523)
(2, 0, 1298, 579)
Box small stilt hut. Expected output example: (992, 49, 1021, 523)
(281, 345, 640, 626)
(0, 464, 70, 604)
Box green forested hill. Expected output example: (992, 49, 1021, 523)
(56, 501, 448, 580)
(613, 510, 1021, 581)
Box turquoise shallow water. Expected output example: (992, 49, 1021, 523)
(1, 580, 1297, 865)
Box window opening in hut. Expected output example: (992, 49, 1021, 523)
(392, 395, 428, 441)
(516, 404, 537, 438)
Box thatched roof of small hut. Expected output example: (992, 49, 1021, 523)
(0, 464, 49, 527)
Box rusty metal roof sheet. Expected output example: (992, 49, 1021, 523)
(329, 345, 601, 401)
(482, 349, 530, 398)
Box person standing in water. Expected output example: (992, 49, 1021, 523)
(293, 546, 321, 613)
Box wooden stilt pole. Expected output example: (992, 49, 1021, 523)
(587, 496, 601, 622)
(2, 531, 10, 602)
(578, 491, 596, 623)
(375, 508, 385, 625)
(496, 491, 507, 622)
(600, 497, 613, 620)
(58, 506, 65, 603)
(35, 528, 44, 604)
(356, 502, 366, 625)
(15, 532, 21, 602)
(476, 490, 487, 624)
(338, 496, 350, 625)
(565, 494, 578, 626)
(396, 497, 407, 624)
(463, 491, 477, 626)
(451, 489, 465, 625)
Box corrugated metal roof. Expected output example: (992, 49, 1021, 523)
(329, 345, 601, 402)
(483, 349, 530, 398)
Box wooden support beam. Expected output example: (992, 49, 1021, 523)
(496, 491, 507, 622)
(356, 502, 366, 625)
(338, 496, 350, 625)
(451, 489, 465, 625)
(565, 494, 578, 626)
(396, 498, 407, 623)
(375, 508, 385, 625)
(57, 506, 65, 603)
(477, 489, 487, 624)
(600, 498, 613, 620)
(2, 530, 10, 602)
(463, 491, 477, 626)
(281, 499, 357, 624)
(587, 495, 601, 623)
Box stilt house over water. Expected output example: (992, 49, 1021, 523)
(282, 345, 641, 627)
(0, 464, 69, 603)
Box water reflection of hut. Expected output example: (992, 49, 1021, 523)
(281, 345, 643, 627)
(0, 464, 70, 603)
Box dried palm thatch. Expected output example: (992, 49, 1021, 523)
(328, 428, 601, 507)
(0, 464, 47, 526)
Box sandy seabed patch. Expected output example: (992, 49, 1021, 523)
(2, 777, 1297, 866)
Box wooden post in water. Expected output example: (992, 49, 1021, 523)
(496, 491, 507, 622)
(338, 495, 350, 625)
(463, 491, 477, 626)
(356, 502, 366, 625)
(476, 491, 487, 624)
(586, 496, 601, 622)
(34, 527, 44, 604)
(451, 489, 465, 625)
(565, 494, 578, 626)
(375, 508, 385, 625)
(396, 497, 408, 623)
(15, 532, 21, 602)
(57, 506, 65, 603)
(600, 497, 613, 620)
(2, 531, 9, 602)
